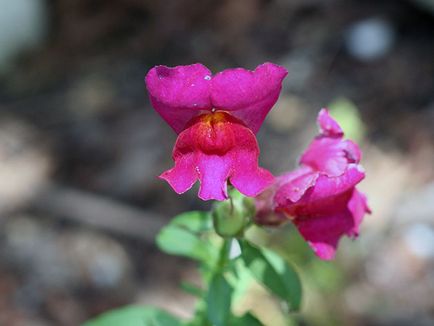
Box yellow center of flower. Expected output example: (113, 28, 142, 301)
(200, 111, 227, 125)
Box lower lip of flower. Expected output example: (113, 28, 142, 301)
(192, 111, 238, 154)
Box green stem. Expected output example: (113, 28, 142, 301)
(216, 237, 232, 272)
(192, 237, 232, 326)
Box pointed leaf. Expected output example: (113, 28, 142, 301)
(156, 225, 212, 261)
(206, 274, 233, 326)
(83, 305, 181, 326)
(240, 241, 302, 311)
(156, 211, 215, 261)
(171, 211, 213, 233)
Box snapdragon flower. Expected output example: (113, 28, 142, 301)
(145, 63, 287, 201)
(256, 109, 370, 260)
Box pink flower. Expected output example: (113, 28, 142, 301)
(256, 109, 370, 260)
(145, 63, 287, 201)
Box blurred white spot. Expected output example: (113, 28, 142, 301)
(345, 18, 395, 61)
(229, 239, 241, 259)
(404, 223, 434, 258)
(204, 75, 211, 80)
(0, 0, 48, 71)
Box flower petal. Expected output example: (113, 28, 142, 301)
(317, 108, 344, 137)
(274, 165, 365, 227)
(210, 62, 287, 133)
(295, 210, 354, 260)
(197, 154, 230, 201)
(254, 166, 313, 226)
(275, 167, 367, 260)
(159, 152, 197, 194)
(230, 148, 274, 197)
(274, 167, 319, 204)
(347, 188, 371, 237)
(300, 109, 362, 176)
(293, 187, 370, 260)
(308, 165, 365, 201)
(300, 137, 362, 177)
(145, 64, 212, 133)
(256, 108, 370, 259)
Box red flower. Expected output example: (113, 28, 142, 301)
(256, 109, 371, 260)
(145, 63, 287, 201)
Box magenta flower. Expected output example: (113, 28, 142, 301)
(256, 109, 370, 260)
(145, 63, 287, 201)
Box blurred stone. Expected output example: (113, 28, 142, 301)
(32, 184, 164, 242)
(45, 292, 85, 326)
(0, 215, 134, 311)
(95, 110, 170, 197)
(360, 233, 434, 320)
(266, 95, 307, 132)
(61, 230, 134, 290)
(67, 75, 117, 118)
(358, 147, 412, 229)
(135, 257, 197, 320)
(0, 117, 51, 214)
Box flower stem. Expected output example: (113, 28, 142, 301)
(216, 237, 232, 272)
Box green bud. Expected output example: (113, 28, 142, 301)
(212, 189, 255, 238)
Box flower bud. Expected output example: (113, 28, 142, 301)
(212, 190, 254, 237)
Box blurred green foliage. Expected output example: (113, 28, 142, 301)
(83, 306, 181, 326)
(329, 98, 366, 142)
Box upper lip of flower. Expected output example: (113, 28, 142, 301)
(145, 62, 288, 134)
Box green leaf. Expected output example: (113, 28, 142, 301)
(82, 305, 181, 326)
(170, 211, 213, 233)
(184, 299, 209, 326)
(156, 211, 215, 261)
(157, 226, 210, 261)
(206, 274, 233, 326)
(263, 249, 302, 311)
(328, 97, 365, 142)
(240, 241, 302, 311)
(180, 281, 204, 298)
(229, 313, 262, 326)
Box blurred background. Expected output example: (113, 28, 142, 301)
(0, 0, 433, 325)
